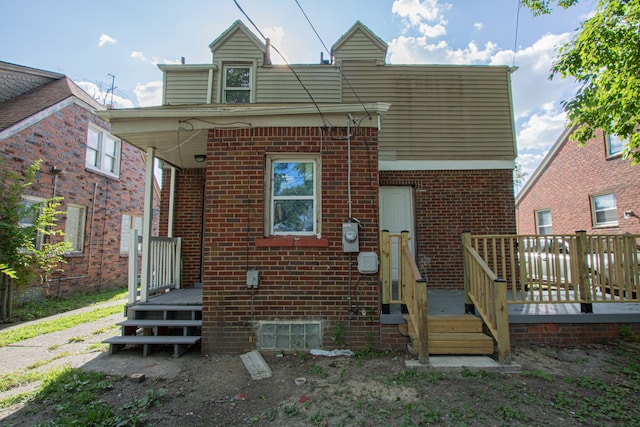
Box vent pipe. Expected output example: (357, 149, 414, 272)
(264, 38, 272, 66)
(181, 56, 185, 64)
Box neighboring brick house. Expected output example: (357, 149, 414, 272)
(0, 61, 158, 299)
(516, 126, 640, 236)
(101, 21, 517, 354)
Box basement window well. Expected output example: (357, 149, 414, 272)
(258, 321, 321, 351)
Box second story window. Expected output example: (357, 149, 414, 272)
(606, 134, 626, 158)
(86, 126, 121, 178)
(223, 66, 251, 103)
(535, 209, 552, 235)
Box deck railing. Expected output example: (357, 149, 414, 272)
(463, 231, 640, 307)
(128, 231, 182, 304)
(380, 231, 428, 363)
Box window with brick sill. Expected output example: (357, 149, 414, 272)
(264, 154, 321, 240)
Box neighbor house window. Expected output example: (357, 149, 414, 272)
(535, 209, 553, 235)
(19, 196, 45, 250)
(86, 125, 121, 178)
(223, 65, 251, 103)
(591, 193, 618, 227)
(266, 155, 320, 236)
(120, 214, 143, 254)
(606, 134, 626, 157)
(65, 205, 86, 252)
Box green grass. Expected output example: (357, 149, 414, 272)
(10, 288, 127, 322)
(0, 304, 123, 348)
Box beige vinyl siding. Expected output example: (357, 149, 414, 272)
(164, 70, 211, 105)
(341, 61, 516, 161)
(255, 66, 341, 103)
(333, 29, 386, 63)
(213, 31, 264, 64)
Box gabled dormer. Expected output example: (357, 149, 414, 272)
(331, 21, 387, 65)
(209, 20, 267, 103)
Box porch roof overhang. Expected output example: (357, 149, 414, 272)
(98, 102, 390, 169)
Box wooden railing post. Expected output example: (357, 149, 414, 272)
(380, 230, 391, 304)
(495, 278, 511, 364)
(128, 229, 139, 304)
(416, 278, 429, 364)
(462, 231, 475, 314)
(575, 230, 592, 313)
(401, 231, 410, 303)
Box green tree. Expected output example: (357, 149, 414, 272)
(0, 160, 72, 321)
(522, 0, 640, 162)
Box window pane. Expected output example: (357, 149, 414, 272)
(273, 200, 314, 232)
(594, 194, 615, 210)
(225, 67, 250, 87)
(225, 90, 250, 104)
(86, 147, 98, 167)
(104, 135, 117, 156)
(273, 162, 314, 196)
(608, 134, 626, 156)
(65, 206, 86, 252)
(593, 193, 617, 226)
(87, 128, 100, 149)
(536, 209, 552, 235)
(120, 215, 131, 253)
(104, 156, 115, 173)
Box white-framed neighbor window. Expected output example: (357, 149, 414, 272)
(86, 125, 121, 178)
(591, 192, 618, 227)
(266, 154, 321, 236)
(19, 195, 45, 250)
(223, 65, 251, 104)
(535, 209, 553, 235)
(606, 134, 626, 158)
(120, 214, 143, 254)
(65, 205, 86, 253)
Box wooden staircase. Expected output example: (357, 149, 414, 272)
(104, 304, 202, 357)
(399, 314, 494, 355)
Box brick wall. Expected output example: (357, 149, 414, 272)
(517, 130, 640, 235)
(159, 168, 205, 287)
(197, 126, 381, 354)
(380, 169, 517, 288)
(510, 322, 640, 346)
(1, 102, 155, 297)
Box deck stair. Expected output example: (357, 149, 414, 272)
(399, 314, 494, 355)
(104, 304, 202, 357)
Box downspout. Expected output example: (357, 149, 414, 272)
(168, 166, 176, 238)
(140, 147, 155, 303)
(206, 68, 214, 104)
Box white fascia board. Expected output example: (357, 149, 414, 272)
(379, 160, 515, 171)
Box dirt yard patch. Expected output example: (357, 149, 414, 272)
(2, 341, 639, 426)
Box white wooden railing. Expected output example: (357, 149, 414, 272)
(128, 231, 182, 304)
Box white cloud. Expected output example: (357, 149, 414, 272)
(474, 22, 483, 31)
(98, 34, 117, 47)
(131, 51, 148, 61)
(388, 36, 497, 64)
(76, 81, 134, 108)
(134, 81, 163, 107)
(392, 0, 450, 38)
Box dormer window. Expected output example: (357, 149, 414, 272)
(223, 65, 251, 103)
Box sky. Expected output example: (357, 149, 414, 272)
(0, 0, 598, 185)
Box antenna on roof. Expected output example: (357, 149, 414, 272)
(107, 73, 115, 106)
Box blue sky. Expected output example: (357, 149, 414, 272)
(1, 0, 597, 183)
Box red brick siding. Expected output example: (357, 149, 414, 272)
(159, 168, 205, 287)
(1, 102, 155, 297)
(517, 130, 640, 235)
(380, 169, 516, 288)
(510, 322, 640, 346)
(197, 127, 381, 354)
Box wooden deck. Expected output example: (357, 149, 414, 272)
(138, 288, 202, 306)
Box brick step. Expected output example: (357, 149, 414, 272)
(104, 335, 201, 358)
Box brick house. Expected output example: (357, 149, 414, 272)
(101, 21, 517, 354)
(516, 126, 640, 236)
(0, 61, 158, 299)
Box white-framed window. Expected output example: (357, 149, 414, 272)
(266, 154, 321, 236)
(19, 195, 45, 250)
(535, 209, 553, 235)
(120, 214, 143, 254)
(223, 65, 251, 104)
(86, 125, 121, 178)
(65, 205, 86, 253)
(606, 134, 626, 158)
(591, 192, 618, 227)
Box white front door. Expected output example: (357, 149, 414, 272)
(379, 187, 415, 300)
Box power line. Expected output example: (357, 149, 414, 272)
(513, 0, 522, 67)
(233, 0, 332, 128)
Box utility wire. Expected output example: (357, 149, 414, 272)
(233, 0, 333, 128)
(513, 0, 522, 67)
(293, 0, 371, 118)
